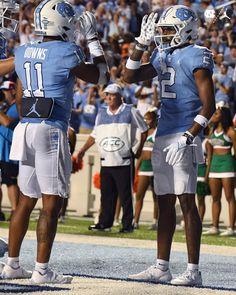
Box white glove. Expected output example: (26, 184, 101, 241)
(163, 134, 195, 166)
(78, 11, 98, 42)
(135, 12, 158, 47)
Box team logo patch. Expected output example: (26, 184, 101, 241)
(99, 137, 125, 152)
(57, 2, 75, 18)
(176, 8, 195, 21)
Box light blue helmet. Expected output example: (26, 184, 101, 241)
(155, 5, 198, 50)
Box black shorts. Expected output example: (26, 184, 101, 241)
(0, 161, 19, 186)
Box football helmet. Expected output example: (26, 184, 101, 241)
(0, 0, 19, 33)
(155, 5, 198, 50)
(34, 0, 77, 42)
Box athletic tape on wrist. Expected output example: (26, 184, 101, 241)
(126, 58, 141, 70)
(88, 40, 104, 58)
(194, 115, 209, 128)
(185, 130, 194, 138)
(183, 131, 194, 145)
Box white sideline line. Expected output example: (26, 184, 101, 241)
(1, 228, 235, 257)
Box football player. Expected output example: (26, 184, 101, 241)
(125, 5, 215, 286)
(1, 0, 109, 284)
(0, 0, 20, 273)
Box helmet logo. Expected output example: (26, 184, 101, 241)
(176, 8, 195, 21)
(57, 2, 74, 18)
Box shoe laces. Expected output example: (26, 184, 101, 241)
(181, 269, 200, 280)
(146, 265, 161, 274)
(46, 268, 59, 280)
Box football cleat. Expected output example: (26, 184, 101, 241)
(129, 265, 172, 283)
(171, 270, 202, 286)
(31, 269, 73, 284)
(1, 264, 32, 279)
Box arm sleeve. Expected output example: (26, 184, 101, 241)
(149, 49, 160, 72)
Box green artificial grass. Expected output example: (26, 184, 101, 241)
(1, 216, 235, 247)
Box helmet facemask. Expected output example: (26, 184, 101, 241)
(0, 0, 19, 33)
(154, 25, 179, 51)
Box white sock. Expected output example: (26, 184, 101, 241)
(187, 263, 199, 272)
(7, 257, 19, 268)
(156, 259, 169, 271)
(152, 218, 157, 224)
(35, 262, 48, 275)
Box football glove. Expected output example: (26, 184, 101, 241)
(135, 12, 158, 47)
(78, 11, 98, 42)
(163, 133, 195, 166)
(0, 32, 7, 59)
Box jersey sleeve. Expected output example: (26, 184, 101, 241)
(62, 43, 85, 69)
(190, 47, 214, 74)
(150, 49, 160, 73)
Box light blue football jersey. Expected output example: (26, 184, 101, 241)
(150, 44, 214, 136)
(14, 40, 84, 132)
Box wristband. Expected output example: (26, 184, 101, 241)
(135, 44, 147, 51)
(194, 115, 209, 128)
(126, 58, 141, 70)
(182, 131, 194, 145)
(88, 40, 104, 58)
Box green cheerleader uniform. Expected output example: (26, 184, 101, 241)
(209, 130, 236, 178)
(196, 138, 211, 196)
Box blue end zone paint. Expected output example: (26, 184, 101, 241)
(0, 282, 69, 293)
(1, 239, 235, 292)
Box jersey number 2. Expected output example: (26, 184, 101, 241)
(161, 67, 176, 99)
(23, 62, 45, 98)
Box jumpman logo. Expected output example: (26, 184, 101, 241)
(26, 98, 41, 117)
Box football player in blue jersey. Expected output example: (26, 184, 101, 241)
(0, 0, 109, 284)
(124, 5, 215, 286)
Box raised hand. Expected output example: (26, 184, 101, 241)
(135, 12, 158, 47)
(78, 11, 98, 42)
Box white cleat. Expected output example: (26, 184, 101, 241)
(203, 227, 219, 235)
(1, 264, 32, 279)
(128, 265, 172, 283)
(171, 270, 202, 286)
(30, 269, 73, 284)
(219, 228, 235, 237)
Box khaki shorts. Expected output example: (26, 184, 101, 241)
(17, 123, 71, 198)
(151, 133, 203, 196)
